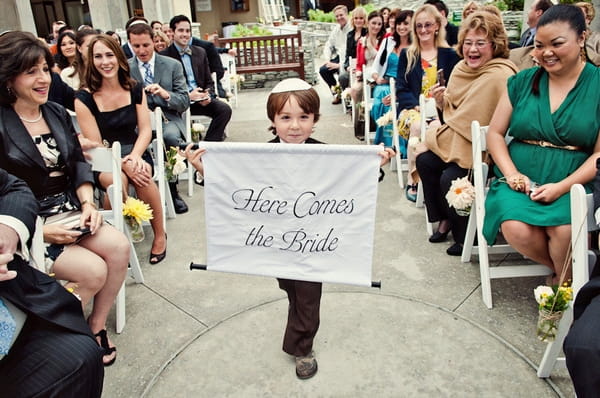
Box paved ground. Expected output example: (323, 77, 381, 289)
(101, 80, 576, 397)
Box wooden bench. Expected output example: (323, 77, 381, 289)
(218, 31, 305, 80)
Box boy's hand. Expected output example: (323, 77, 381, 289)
(378, 145, 395, 166)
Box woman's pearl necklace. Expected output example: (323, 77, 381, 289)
(18, 110, 43, 123)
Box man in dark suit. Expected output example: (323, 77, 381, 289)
(162, 15, 231, 142)
(304, 0, 318, 18)
(519, 0, 553, 47)
(0, 169, 103, 397)
(424, 0, 458, 46)
(563, 161, 600, 397)
(128, 22, 191, 213)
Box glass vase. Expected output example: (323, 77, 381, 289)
(125, 216, 145, 243)
(455, 206, 471, 217)
(536, 308, 563, 342)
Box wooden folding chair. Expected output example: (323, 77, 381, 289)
(89, 142, 144, 333)
(469, 120, 551, 309)
(537, 183, 597, 377)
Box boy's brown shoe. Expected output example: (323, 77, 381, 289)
(295, 351, 318, 379)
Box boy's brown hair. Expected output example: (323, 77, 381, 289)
(267, 88, 321, 134)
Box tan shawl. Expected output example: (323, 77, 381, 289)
(425, 58, 519, 169)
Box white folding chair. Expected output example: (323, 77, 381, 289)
(150, 107, 176, 225)
(389, 77, 405, 188)
(470, 120, 552, 309)
(363, 80, 376, 145)
(219, 53, 238, 108)
(414, 95, 436, 236)
(537, 183, 596, 377)
(89, 142, 145, 333)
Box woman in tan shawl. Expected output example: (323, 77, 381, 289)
(415, 11, 519, 256)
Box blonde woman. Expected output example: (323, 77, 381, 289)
(396, 4, 459, 201)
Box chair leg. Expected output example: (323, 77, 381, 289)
(115, 282, 126, 334)
(478, 234, 494, 309)
(164, 180, 177, 219)
(461, 207, 477, 263)
(537, 308, 572, 377)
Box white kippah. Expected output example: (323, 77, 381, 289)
(270, 78, 311, 94)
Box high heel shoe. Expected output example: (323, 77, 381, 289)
(149, 234, 167, 264)
(429, 229, 449, 243)
(95, 329, 117, 366)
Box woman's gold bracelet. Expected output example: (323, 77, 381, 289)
(80, 200, 97, 209)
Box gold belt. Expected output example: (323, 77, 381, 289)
(520, 139, 582, 152)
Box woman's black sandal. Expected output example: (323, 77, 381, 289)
(95, 329, 117, 366)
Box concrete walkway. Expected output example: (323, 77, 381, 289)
(101, 81, 575, 397)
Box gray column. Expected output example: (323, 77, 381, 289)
(592, 0, 600, 32)
(88, 0, 129, 31)
(15, 0, 37, 35)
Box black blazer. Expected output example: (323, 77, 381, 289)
(395, 47, 460, 111)
(0, 102, 93, 202)
(161, 44, 216, 97)
(344, 28, 368, 70)
(0, 168, 92, 338)
(191, 37, 225, 80)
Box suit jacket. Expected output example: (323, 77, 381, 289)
(129, 54, 190, 136)
(304, 0, 317, 16)
(191, 37, 225, 80)
(395, 47, 460, 111)
(0, 168, 92, 338)
(49, 71, 75, 111)
(445, 23, 458, 47)
(122, 42, 134, 59)
(0, 102, 93, 202)
(519, 27, 534, 47)
(161, 44, 216, 97)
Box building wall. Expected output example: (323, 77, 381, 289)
(195, 0, 259, 38)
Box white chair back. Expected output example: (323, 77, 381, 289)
(389, 77, 405, 188)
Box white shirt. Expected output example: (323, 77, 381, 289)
(323, 22, 352, 62)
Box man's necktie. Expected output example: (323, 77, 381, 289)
(521, 30, 532, 47)
(142, 62, 153, 86)
(0, 298, 16, 355)
(179, 48, 192, 56)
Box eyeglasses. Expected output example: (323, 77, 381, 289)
(463, 40, 490, 49)
(416, 22, 435, 31)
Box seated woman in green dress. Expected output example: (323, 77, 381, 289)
(483, 4, 600, 284)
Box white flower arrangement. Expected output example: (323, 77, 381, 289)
(445, 176, 475, 216)
(342, 87, 352, 100)
(376, 110, 393, 127)
(191, 123, 206, 134)
(408, 136, 421, 150)
(534, 286, 556, 308)
(165, 146, 187, 181)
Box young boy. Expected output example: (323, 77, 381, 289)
(185, 78, 393, 379)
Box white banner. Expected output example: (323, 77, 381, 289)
(202, 142, 381, 287)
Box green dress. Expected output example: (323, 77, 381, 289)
(483, 63, 600, 244)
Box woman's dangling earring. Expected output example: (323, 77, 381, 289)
(435, 30, 439, 36)
(580, 46, 586, 61)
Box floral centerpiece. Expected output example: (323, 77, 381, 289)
(445, 176, 475, 216)
(397, 109, 420, 140)
(190, 123, 205, 143)
(165, 146, 187, 182)
(230, 73, 245, 91)
(122, 197, 153, 243)
(534, 283, 573, 342)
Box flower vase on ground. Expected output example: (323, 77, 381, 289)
(125, 215, 145, 243)
(191, 123, 205, 143)
(536, 308, 564, 342)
